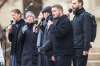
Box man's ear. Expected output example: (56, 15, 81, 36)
(79, 2, 82, 7)
(18, 14, 21, 18)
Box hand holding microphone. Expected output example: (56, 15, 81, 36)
(7, 20, 13, 33)
(66, 8, 72, 17)
(68, 8, 72, 13)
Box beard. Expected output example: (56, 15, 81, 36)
(72, 7, 80, 15)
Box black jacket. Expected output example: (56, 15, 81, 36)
(42, 25, 54, 56)
(8, 19, 25, 66)
(8, 19, 25, 55)
(20, 23, 38, 66)
(47, 15, 73, 56)
(38, 16, 54, 55)
(72, 8, 92, 51)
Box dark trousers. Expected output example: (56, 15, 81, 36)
(73, 49, 88, 66)
(38, 53, 48, 66)
(55, 55, 72, 66)
(10, 55, 16, 66)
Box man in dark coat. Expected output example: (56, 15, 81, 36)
(8, 9, 25, 66)
(71, 0, 93, 66)
(37, 6, 55, 66)
(41, 4, 73, 66)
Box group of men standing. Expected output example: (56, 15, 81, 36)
(7, 0, 97, 66)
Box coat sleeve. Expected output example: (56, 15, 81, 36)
(17, 27, 25, 45)
(83, 14, 92, 51)
(8, 25, 14, 42)
(54, 18, 71, 38)
(8, 25, 15, 42)
(40, 40, 52, 52)
(38, 21, 47, 32)
(8, 32, 13, 42)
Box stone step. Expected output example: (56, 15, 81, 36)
(87, 60, 100, 66)
(89, 48, 100, 53)
(87, 48, 100, 66)
(88, 52, 100, 60)
(88, 48, 100, 60)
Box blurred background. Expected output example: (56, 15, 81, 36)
(0, 0, 100, 66)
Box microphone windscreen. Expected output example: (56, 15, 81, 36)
(10, 20, 13, 24)
(68, 8, 72, 13)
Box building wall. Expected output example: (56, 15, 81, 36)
(0, 0, 100, 47)
(0, 1, 99, 66)
(88, 0, 100, 47)
(0, 0, 23, 27)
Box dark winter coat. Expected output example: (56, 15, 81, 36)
(20, 23, 38, 66)
(72, 8, 92, 51)
(48, 15, 74, 56)
(8, 19, 25, 65)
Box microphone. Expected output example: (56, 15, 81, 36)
(68, 8, 72, 13)
(66, 8, 72, 17)
(10, 20, 13, 24)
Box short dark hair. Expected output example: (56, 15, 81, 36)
(78, 0, 84, 6)
(52, 4, 63, 12)
(11, 9, 22, 15)
(42, 6, 52, 14)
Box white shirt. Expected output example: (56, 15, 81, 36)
(0, 42, 4, 64)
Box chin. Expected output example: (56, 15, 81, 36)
(53, 16, 57, 18)
(72, 9, 75, 12)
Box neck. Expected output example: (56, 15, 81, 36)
(79, 6, 83, 10)
(16, 18, 21, 22)
(73, 7, 84, 15)
(60, 12, 63, 17)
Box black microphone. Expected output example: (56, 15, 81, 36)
(10, 20, 13, 24)
(66, 8, 73, 17)
(68, 8, 72, 13)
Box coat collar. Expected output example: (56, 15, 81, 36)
(74, 8, 85, 16)
(15, 19, 24, 24)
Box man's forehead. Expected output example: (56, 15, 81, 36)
(52, 7, 59, 11)
(52, 7, 57, 9)
(11, 12, 17, 15)
(71, 0, 78, 3)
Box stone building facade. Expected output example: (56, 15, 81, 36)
(0, 0, 100, 66)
